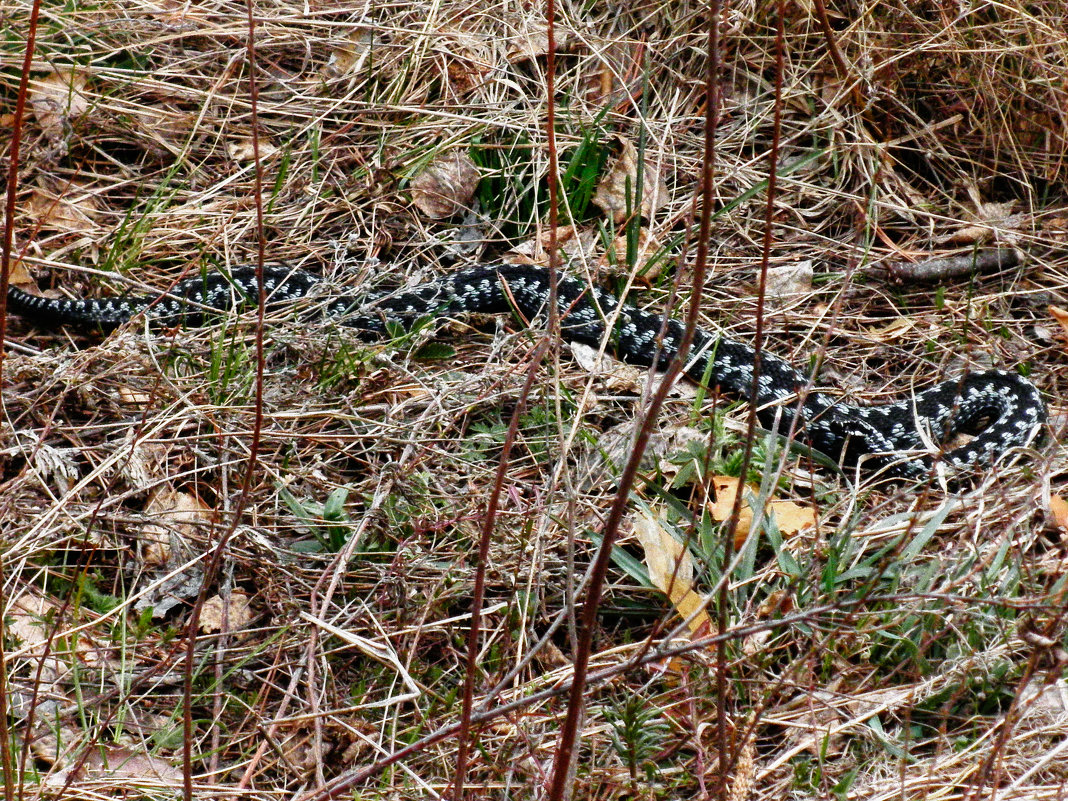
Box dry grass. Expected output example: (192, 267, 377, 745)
(2, 0, 1067, 798)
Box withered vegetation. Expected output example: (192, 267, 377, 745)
(2, 1, 1067, 798)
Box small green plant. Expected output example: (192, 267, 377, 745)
(466, 415, 509, 459)
(281, 486, 355, 553)
(470, 119, 614, 238)
(315, 317, 452, 390)
(315, 337, 375, 391)
(604, 693, 671, 783)
(205, 325, 254, 406)
(464, 397, 568, 462)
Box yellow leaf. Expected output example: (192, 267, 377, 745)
(633, 509, 711, 637)
(710, 476, 754, 547)
(769, 499, 818, 537)
(710, 476, 817, 547)
(1051, 306, 1068, 342)
(1051, 494, 1068, 532)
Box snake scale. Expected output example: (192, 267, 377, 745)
(6, 263, 1045, 479)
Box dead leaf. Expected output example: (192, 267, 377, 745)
(444, 57, 486, 96)
(8, 592, 61, 652)
(633, 509, 711, 636)
(27, 182, 101, 233)
(509, 224, 599, 265)
(74, 745, 183, 784)
(710, 476, 817, 548)
(943, 223, 1014, 246)
(118, 386, 153, 408)
(322, 29, 376, 79)
(433, 29, 492, 96)
(142, 487, 212, 566)
(228, 138, 278, 163)
(570, 341, 645, 393)
(593, 138, 668, 224)
(741, 628, 772, 657)
(1051, 494, 1068, 532)
(1050, 306, 1068, 343)
(7, 590, 110, 687)
(768, 499, 819, 537)
(578, 421, 705, 490)
(143, 0, 202, 28)
(580, 37, 645, 108)
(570, 341, 698, 400)
(110, 431, 166, 493)
(780, 690, 845, 757)
(410, 151, 480, 219)
(758, 589, 794, 618)
(136, 569, 205, 619)
(866, 316, 915, 342)
(505, 17, 571, 63)
(1044, 215, 1068, 243)
(6, 259, 33, 286)
(30, 440, 79, 494)
(634, 509, 692, 592)
(30, 69, 89, 139)
(1020, 677, 1068, 717)
(128, 104, 197, 155)
(974, 200, 1018, 221)
(935, 201, 1027, 245)
(710, 476, 755, 545)
(199, 591, 254, 634)
(765, 260, 814, 301)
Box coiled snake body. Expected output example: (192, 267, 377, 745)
(7, 264, 1045, 478)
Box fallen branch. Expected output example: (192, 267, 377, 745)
(885, 248, 1022, 283)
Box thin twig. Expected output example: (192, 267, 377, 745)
(810, 0, 866, 113)
(545, 7, 717, 798)
(714, 0, 787, 797)
(180, 5, 269, 799)
(452, 340, 548, 799)
(0, 3, 44, 799)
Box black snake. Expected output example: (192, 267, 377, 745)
(6, 264, 1045, 479)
